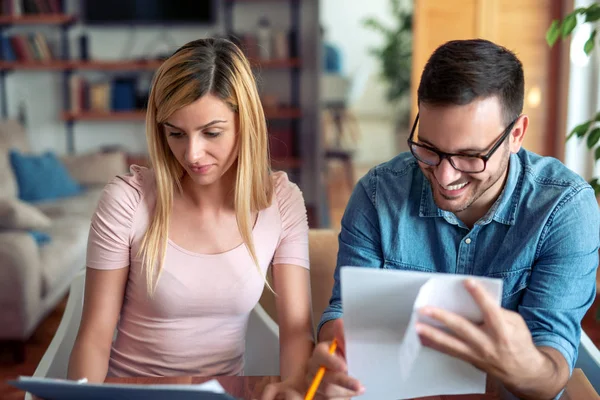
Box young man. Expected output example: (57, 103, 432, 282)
(307, 39, 600, 399)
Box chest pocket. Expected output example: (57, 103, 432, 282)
(383, 259, 435, 273)
(487, 267, 531, 311)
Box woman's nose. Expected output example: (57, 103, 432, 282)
(185, 136, 206, 163)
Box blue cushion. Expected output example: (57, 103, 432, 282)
(9, 150, 82, 202)
(29, 230, 51, 246)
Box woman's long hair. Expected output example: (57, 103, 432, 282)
(138, 38, 273, 295)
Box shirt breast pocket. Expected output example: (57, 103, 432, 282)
(383, 260, 435, 273)
(487, 267, 531, 311)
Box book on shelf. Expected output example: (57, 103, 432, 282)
(2, 32, 54, 61)
(69, 75, 139, 114)
(0, 0, 63, 16)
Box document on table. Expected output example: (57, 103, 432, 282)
(341, 267, 503, 400)
(8, 376, 236, 400)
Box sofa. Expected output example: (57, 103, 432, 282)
(0, 120, 127, 361)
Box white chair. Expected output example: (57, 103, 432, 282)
(243, 299, 280, 376)
(575, 330, 600, 393)
(25, 270, 281, 398)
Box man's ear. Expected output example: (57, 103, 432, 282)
(510, 115, 528, 153)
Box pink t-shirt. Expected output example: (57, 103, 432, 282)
(86, 165, 309, 377)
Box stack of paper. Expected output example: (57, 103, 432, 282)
(341, 267, 502, 400)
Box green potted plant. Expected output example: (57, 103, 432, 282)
(362, 0, 413, 128)
(546, 1, 600, 194)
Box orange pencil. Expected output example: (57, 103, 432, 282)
(304, 338, 338, 400)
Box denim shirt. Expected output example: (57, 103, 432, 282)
(319, 149, 599, 371)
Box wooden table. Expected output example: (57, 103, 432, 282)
(106, 368, 599, 399)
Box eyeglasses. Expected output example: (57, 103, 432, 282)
(407, 113, 519, 173)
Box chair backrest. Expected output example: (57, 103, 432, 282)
(32, 271, 85, 380)
(243, 303, 280, 376)
(575, 330, 600, 393)
(27, 269, 281, 398)
(25, 271, 86, 399)
(259, 229, 339, 335)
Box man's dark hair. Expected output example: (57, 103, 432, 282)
(417, 39, 524, 125)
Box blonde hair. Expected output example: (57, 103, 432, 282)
(139, 38, 273, 295)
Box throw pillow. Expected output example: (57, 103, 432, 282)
(0, 197, 51, 230)
(29, 230, 51, 246)
(9, 150, 83, 202)
(60, 151, 127, 186)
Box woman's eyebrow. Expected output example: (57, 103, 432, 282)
(163, 120, 227, 131)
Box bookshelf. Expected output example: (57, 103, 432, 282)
(223, 0, 305, 185)
(0, 1, 319, 225)
(0, 9, 303, 149)
(0, 14, 75, 25)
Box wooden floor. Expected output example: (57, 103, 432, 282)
(1, 161, 599, 400)
(0, 298, 67, 400)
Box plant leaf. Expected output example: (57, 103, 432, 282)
(546, 20, 561, 46)
(568, 120, 592, 140)
(595, 110, 600, 121)
(590, 178, 600, 196)
(595, 146, 600, 161)
(587, 127, 600, 148)
(585, 3, 600, 22)
(584, 29, 597, 55)
(562, 13, 578, 37)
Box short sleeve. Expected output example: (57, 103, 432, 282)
(272, 172, 309, 269)
(86, 166, 146, 270)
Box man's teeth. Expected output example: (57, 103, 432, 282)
(445, 182, 468, 191)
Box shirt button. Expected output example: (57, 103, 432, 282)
(465, 238, 472, 244)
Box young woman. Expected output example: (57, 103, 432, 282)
(67, 38, 314, 398)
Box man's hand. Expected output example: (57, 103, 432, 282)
(415, 279, 567, 399)
(305, 319, 364, 399)
(260, 377, 307, 400)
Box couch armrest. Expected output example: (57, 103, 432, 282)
(0, 231, 42, 340)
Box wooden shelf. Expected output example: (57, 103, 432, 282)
(250, 58, 301, 68)
(0, 60, 163, 71)
(265, 107, 302, 119)
(0, 14, 76, 25)
(271, 157, 303, 169)
(71, 60, 164, 71)
(61, 108, 302, 122)
(61, 111, 147, 122)
(0, 61, 70, 70)
(0, 59, 300, 71)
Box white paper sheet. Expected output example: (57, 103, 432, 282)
(341, 267, 503, 400)
(8, 376, 232, 400)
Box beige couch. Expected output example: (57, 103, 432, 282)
(0, 120, 127, 361)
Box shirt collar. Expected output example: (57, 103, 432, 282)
(418, 152, 522, 226)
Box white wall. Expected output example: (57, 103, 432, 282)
(564, 0, 600, 180)
(320, 0, 412, 167)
